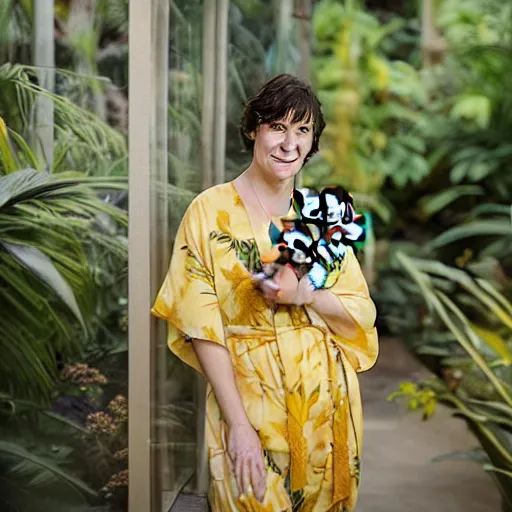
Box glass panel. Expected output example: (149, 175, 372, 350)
(225, 0, 302, 182)
(154, 1, 205, 509)
(0, 2, 129, 512)
(152, 1, 309, 509)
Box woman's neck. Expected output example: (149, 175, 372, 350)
(242, 165, 294, 218)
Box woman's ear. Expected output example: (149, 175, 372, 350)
(248, 130, 256, 141)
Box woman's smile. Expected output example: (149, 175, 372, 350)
(271, 155, 298, 164)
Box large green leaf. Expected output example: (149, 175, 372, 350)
(0, 166, 126, 401)
(0, 168, 53, 208)
(0, 441, 98, 499)
(428, 219, 512, 249)
(0, 63, 126, 167)
(2, 242, 85, 329)
(418, 185, 484, 219)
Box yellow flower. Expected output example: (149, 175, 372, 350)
(216, 210, 231, 233)
(221, 265, 268, 325)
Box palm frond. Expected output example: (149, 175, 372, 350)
(0, 167, 127, 402)
(0, 63, 126, 174)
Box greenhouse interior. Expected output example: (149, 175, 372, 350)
(0, 0, 511, 511)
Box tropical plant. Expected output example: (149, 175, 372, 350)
(1, 0, 130, 145)
(419, 0, 512, 198)
(0, 114, 128, 511)
(0, 170, 127, 401)
(0, 63, 127, 175)
(0, 378, 129, 511)
(389, 247, 512, 509)
(377, 4, 512, 494)
(308, 0, 429, 198)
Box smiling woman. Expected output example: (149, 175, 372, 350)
(152, 74, 378, 511)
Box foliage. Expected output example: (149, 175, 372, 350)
(374, 2, 512, 507)
(0, 116, 128, 510)
(0, 63, 127, 174)
(0, 118, 127, 401)
(308, 0, 429, 201)
(0, 4, 131, 511)
(388, 250, 512, 507)
(0, 379, 128, 511)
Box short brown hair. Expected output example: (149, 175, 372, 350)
(239, 74, 326, 164)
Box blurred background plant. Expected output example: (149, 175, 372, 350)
(371, 0, 512, 507)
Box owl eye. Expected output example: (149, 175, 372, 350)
(283, 231, 313, 247)
(302, 197, 322, 220)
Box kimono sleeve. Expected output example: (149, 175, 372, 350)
(330, 247, 379, 373)
(151, 199, 226, 375)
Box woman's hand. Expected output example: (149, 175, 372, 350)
(296, 273, 315, 306)
(227, 422, 267, 502)
(253, 265, 314, 306)
(274, 266, 314, 306)
(273, 265, 299, 304)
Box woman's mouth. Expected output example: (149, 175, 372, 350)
(271, 155, 298, 164)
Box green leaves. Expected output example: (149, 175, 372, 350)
(0, 167, 66, 206)
(388, 381, 438, 419)
(0, 165, 127, 403)
(450, 94, 492, 129)
(0, 64, 127, 174)
(310, 0, 430, 195)
(2, 242, 85, 329)
(417, 185, 484, 219)
(0, 441, 98, 498)
(428, 219, 511, 250)
(394, 250, 512, 504)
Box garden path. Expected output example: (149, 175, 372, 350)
(357, 337, 500, 512)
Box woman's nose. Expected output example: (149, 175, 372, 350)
(281, 131, 297, 151)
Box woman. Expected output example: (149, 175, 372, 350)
(152, 74, 378, 511)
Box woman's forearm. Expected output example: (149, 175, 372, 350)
(310, 289, 358, 339)
(192, 339, 251, 428)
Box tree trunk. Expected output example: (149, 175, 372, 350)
(274, 0, 294, 74)
(295, 0, 311, 82)
(68, 0, 106, 119)
(421, 0, 446, 68)
(33, 0, 55, 168)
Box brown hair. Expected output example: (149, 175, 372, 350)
(239, 74, 326, 164)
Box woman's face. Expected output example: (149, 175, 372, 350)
(251, 113, 314, 183)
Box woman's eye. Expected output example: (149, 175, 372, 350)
(270, 123, 284, 131)
(299, 126, 310, 134)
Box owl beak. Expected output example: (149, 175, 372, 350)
(261, 243, 287, 264)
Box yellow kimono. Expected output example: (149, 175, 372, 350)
(152, 182, 378, 512)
